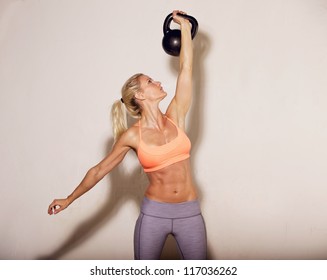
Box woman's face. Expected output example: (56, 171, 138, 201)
(138, 75, 167, 102)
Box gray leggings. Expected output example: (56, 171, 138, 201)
(134, 197, 207, 260)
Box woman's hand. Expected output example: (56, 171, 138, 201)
(48, 198, 71, 215)
(172, 10, 190, 26)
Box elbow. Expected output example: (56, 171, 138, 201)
(179, 62, 193, 75)
(181, 62, 192, 71)
(180, 51, 193, 70)
(89, 165, 104, 182)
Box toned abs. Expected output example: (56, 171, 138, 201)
(144, 159, 197, 203)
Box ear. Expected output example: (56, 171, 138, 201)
(134, 91, 145, 101)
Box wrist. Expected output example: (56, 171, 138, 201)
(66, 195, 74, 205)
(180, 21, 191, 29)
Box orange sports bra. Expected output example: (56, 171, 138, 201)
(137, 116, 191, 172)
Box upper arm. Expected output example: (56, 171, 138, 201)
(165, 66, 193, 128)
(95, 128, 136, 178)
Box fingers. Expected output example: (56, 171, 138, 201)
(48, 200, 57, 215)
(48, 201, 55, 215)
(172, 10, 189, 24)
(173, 10, 186, 16)
(48, 199, 65, 215)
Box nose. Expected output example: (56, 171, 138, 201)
(155, 81, 161, 86)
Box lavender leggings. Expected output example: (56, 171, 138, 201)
(134, 197, 207, 260)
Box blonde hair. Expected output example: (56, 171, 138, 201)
(111, 73, 143, 142)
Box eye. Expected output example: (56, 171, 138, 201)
(147, 78, 153, 84)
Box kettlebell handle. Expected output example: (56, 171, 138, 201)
(163, 13, 198, 39)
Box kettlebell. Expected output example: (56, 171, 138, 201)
(162, 13, 198, 56)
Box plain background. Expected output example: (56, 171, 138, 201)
(1, 0, 327, 260)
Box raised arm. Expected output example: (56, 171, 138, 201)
(166, 10, 194, 129)
(48, 129, 136, 215)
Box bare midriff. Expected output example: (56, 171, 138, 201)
(144, 159, 198, 203)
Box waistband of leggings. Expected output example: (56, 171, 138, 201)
(141, 197, 201, 219)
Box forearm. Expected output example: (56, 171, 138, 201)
(180, 22, 193, 70)
(66, 166, 102, 204)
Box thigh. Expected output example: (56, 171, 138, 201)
(173, 214, 207, 260)
(134, 213, 171, 260)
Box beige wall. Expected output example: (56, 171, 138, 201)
(1, 0, 327, 260)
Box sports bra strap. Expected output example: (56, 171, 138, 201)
(138, 119, 142, 143)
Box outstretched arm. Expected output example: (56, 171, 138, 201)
(166, 10, 194, 129)
(48, 130, 135, 215)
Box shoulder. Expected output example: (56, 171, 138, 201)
(116, 121, 139, 150)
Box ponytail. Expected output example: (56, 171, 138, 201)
(111, 99, 127, 142)
(111, 73, 143, 142)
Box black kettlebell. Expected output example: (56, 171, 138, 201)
(162, 13, 198, 56)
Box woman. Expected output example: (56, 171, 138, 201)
(48, 10, 206, 260)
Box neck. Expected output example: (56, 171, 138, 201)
(140, 105, 165, 129)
